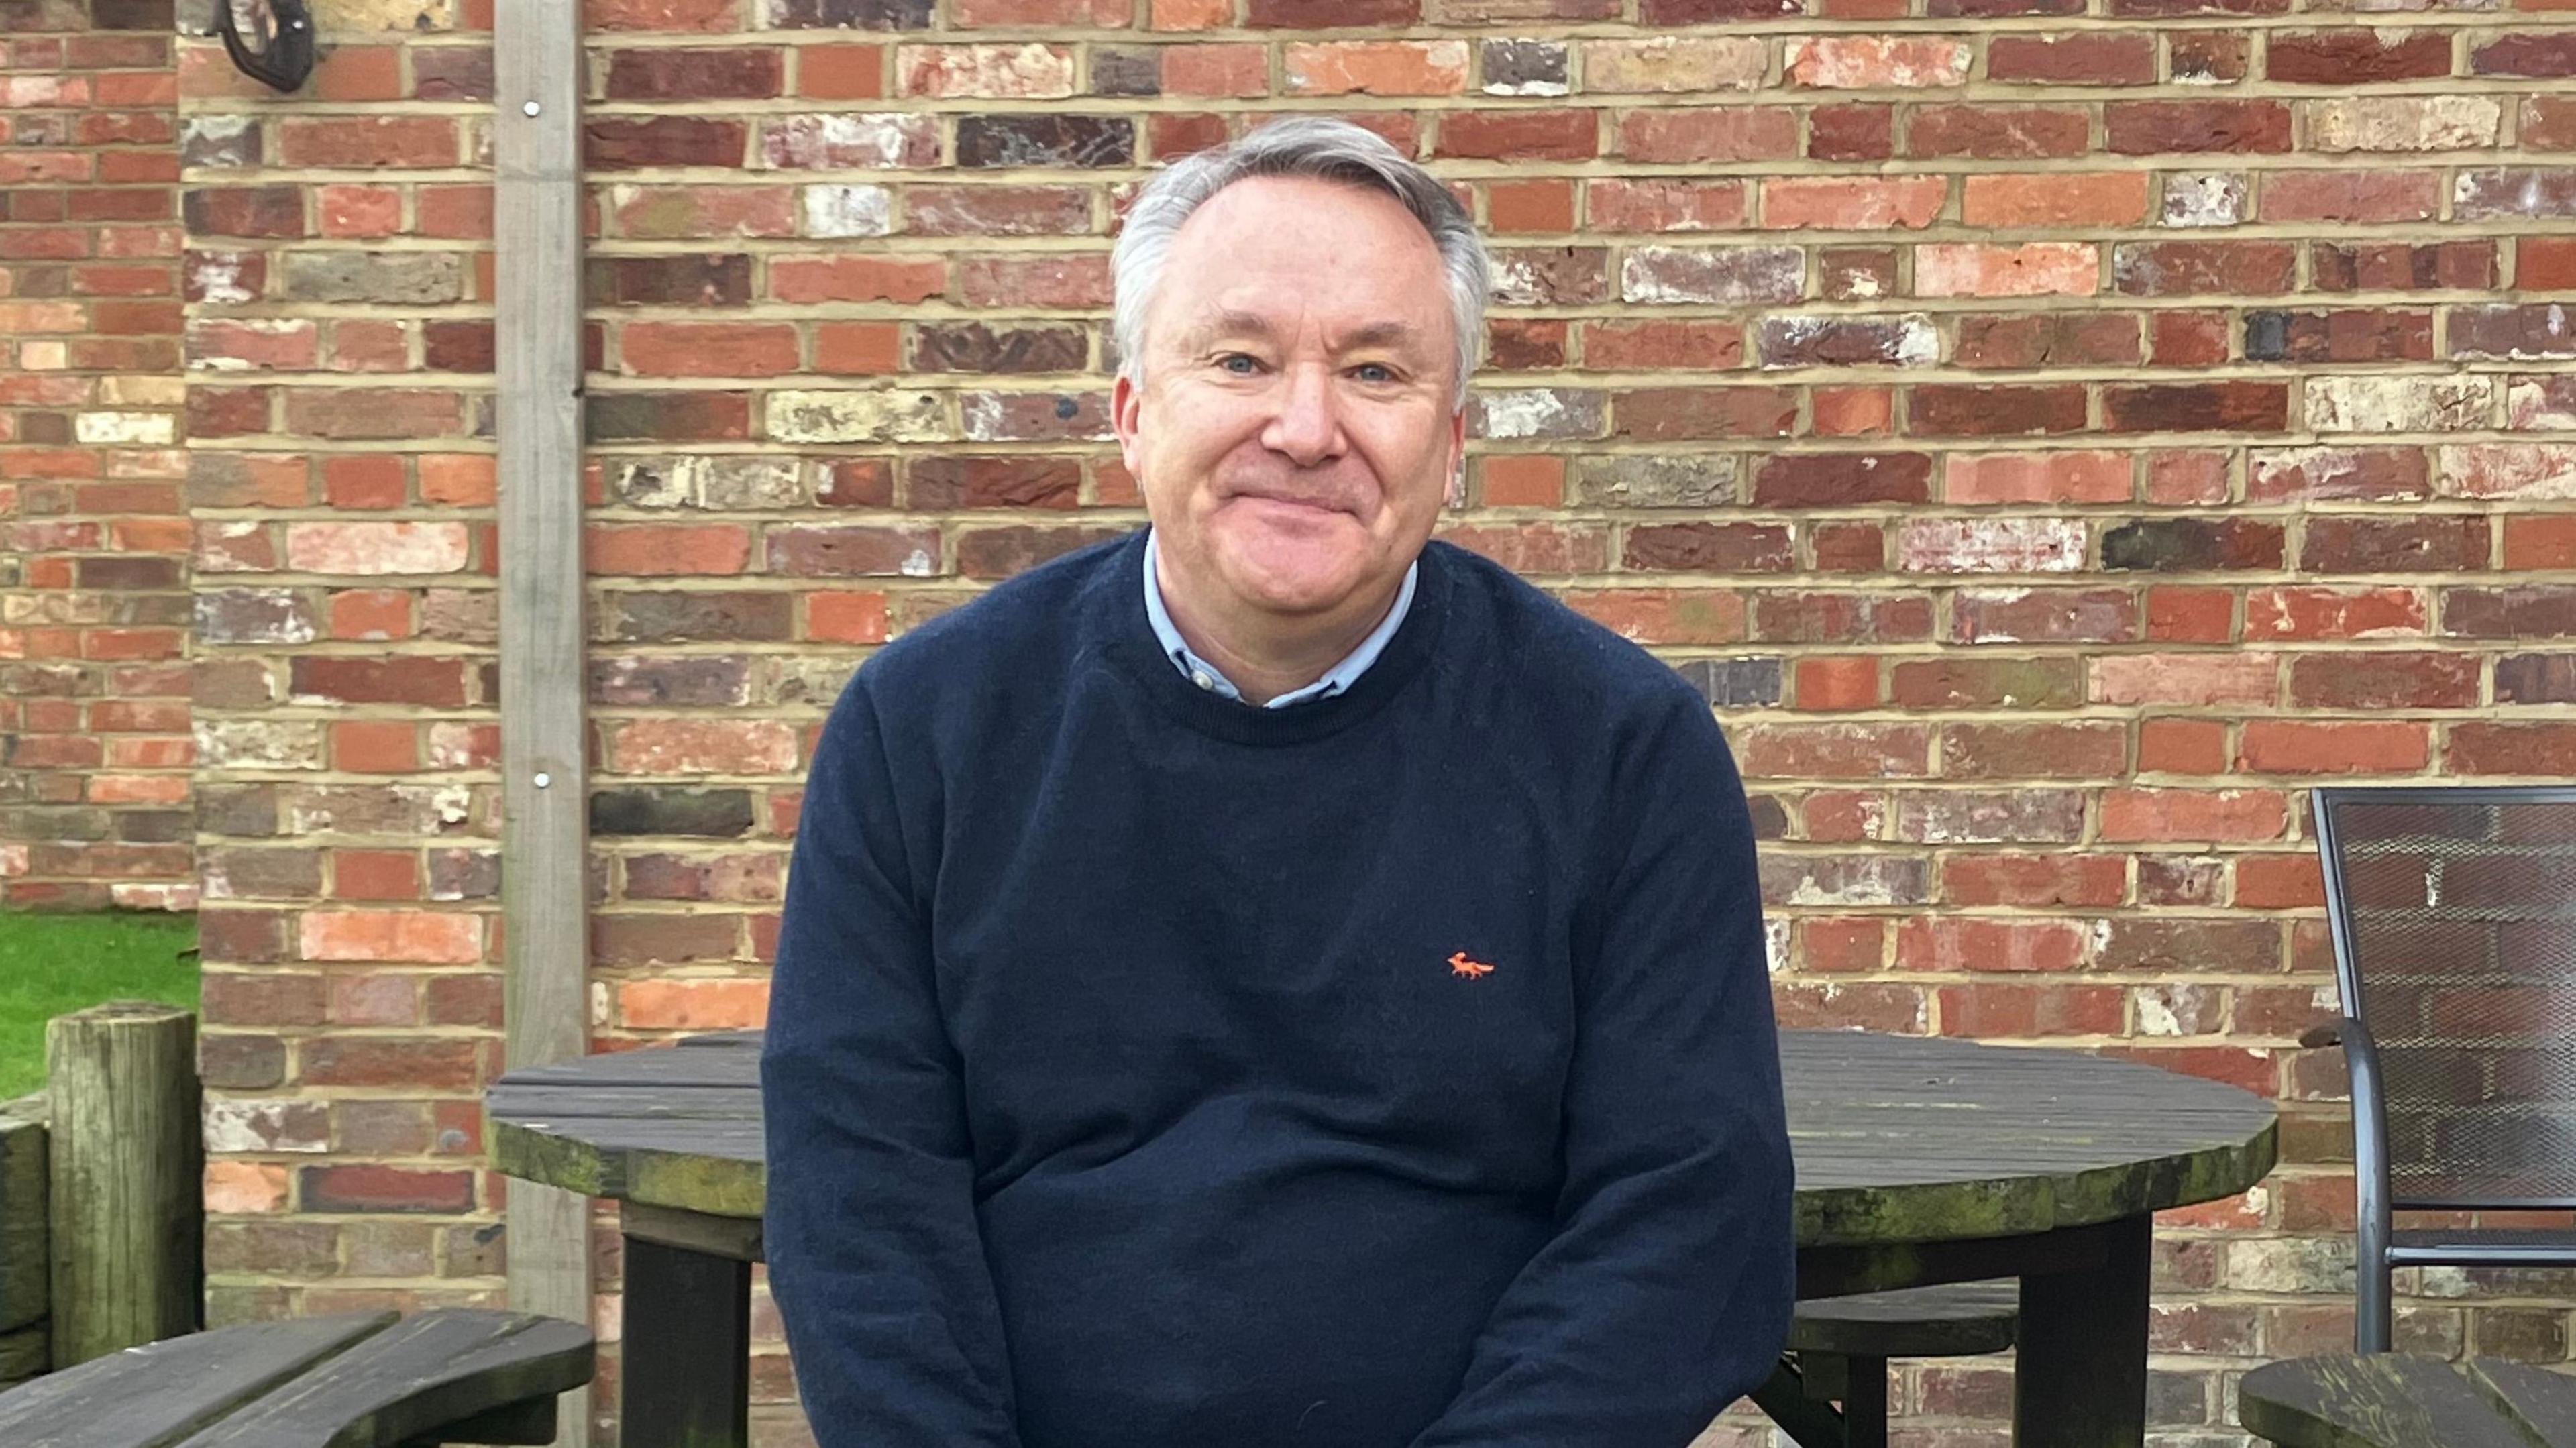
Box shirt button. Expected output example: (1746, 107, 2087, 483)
(1191, 670, 1214, 690)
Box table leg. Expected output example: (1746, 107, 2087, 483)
(2012, 1213, 2151, 1447)
(622, 1233, 751, 1448)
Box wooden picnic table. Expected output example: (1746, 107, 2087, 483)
(487, 1027, 2277, 1448)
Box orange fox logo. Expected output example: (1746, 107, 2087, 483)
(1447, 951, 1495, 979)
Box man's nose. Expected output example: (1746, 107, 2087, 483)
(1260, 364, 1344, 467)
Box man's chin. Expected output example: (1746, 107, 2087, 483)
(1209, 543, 1373, 617)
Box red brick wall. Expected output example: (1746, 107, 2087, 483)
(175, 1, 2576, 1444)
(0, 0, 192, 911)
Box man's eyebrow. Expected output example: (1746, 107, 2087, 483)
(1178, 310, 1432, 355)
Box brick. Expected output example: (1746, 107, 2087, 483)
(1623, 522, 1792, 573)
(2103, 382, 2288, 433)
(1752, 453, 1931, 506)
(1945, 451, 2130, 505)
(1609, 387, 1796, 441)
(1953, 313, 2139, 370)
(1962, 173, 2149, 229)
(2450, 304, 2576, 361)
(762, 112, 939, 168)
(2267, 29, 2451, 84)
(1906, 105, 2090, 159)
(2471, 31, 2576, 76)
(1754, 315, 1935, 368)
(2107, 101, 2290, 154)
(2304, 376, 2493, 434)
(2288, 652, 2479, 708)
(2100, 789, 2288, 843)
(1807, 105, 1892, 162)
(1909, 383, 2088, 436)
(1785, 37, 1970, 88)
(1951, 588, 2134, 644)
(300, 1164, 474, 1215)
(1434, 109, 1595, 160)
(1281, 41, 1468, 96)
(953, 114, 1123, 168)
(1760, 176, 1945, 231)
(2441, 443, 2576, 500)
(767, 254, 943, 301)
(1915, 243, 2096, 298)
(2239, 721, 2428, 775)
(2244, 587, 2426, 641)
(2102, 519, 2282, 572)
(764, 0, 936, 24)
(2449, 723, 2576, 776)
(2456, 169, 2576, 222)
(2113, 241, 2294, 296)
(898, 42, 1075, 97)
(1986, 33, 2156, 85)
(1619, 247, 1803, 305)
(1898, 517, 2086, 573)
(1481, 40, 1568, 96)
(585, 116, 747, 171)
(610, 184, 793, 241)
(1582, 37, 1766, 93)
(276, 116, 458, 169)
(2308, 97, 2501, 154)
(1617, 109, 1799, 164)
(797, 43, 889, 99)
(904, 185, 1090, 237)
(1890, 656, 2083, 709)
(621, 321, 800, 376)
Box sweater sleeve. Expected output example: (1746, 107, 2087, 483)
(1409, 693, 1796, 1448)
(761, 676, 1023, 1448)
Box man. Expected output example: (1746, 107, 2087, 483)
(762, 116, 1793, 1447)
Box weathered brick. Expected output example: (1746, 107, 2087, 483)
(1619, 246, 1803, 305)
(2267, 30, 2451, 85)
(1906, 105, 2090, 160)
(2308, 97, 2501, 154)
(956, 114, 1132, 168)
(2108, 101, 2290, 154)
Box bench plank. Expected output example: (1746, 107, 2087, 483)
(176, 1309, 592, 1448)
(0, 1311, 396, 1448)
(1790, 1281, 2019, 1359)
(2467, 1358, 2576, 1443)
(2240, 1353, 2576, 1448)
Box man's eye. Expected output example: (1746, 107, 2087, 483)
(1354, 363, 1395, 383)
(1218, 354, 1258, 375)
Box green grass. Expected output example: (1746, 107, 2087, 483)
(0, 911, 199, 1099)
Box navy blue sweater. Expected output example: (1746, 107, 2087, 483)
(761, 528, 1793, 1448)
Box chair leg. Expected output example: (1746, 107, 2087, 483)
(2355, 1235, 2394, 1354)
(1842, 1355, 1889, 1448)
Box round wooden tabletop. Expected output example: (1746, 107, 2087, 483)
(487, 1027, 2279, 1249)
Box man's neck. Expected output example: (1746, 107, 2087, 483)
(1155, 551, 1405, 708)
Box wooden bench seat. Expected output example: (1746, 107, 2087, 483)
(0, 1307, 593, 1448)
(2241, 1353, 2576, 1448)
(1753, 1282, 2021, 1448)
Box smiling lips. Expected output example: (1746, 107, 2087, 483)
(1228, 486, 1351, 514)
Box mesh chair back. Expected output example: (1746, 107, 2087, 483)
(2316, 787, 2576, 1210)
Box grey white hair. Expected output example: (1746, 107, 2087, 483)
(1111, 116, 1491, 410)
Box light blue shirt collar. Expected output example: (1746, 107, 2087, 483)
(1142, 528, 1417, 709)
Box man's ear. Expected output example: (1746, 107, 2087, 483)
(1111, 370, 1145, 482)
(1443, 404, 1468, 509)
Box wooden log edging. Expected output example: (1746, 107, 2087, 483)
(0, 1091, 47, 1390)
(44, 1002, 201, 1370)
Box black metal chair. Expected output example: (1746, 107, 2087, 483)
(2308, 785, 2576, 1353)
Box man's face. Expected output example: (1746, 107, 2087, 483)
(1114, 174, 1466, 623)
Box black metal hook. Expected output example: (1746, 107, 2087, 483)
(215, 0, 316, 94)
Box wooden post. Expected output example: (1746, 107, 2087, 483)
(44, 1002, 201, 1369)
(495, 3, 592, 1445)
(0, 1093, 48, 1388)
